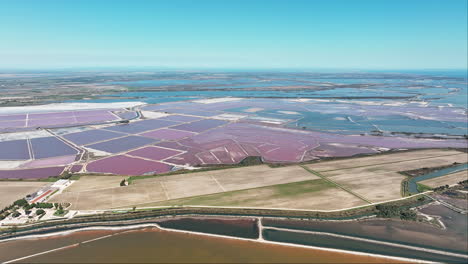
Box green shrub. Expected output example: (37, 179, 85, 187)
(36, 209, 46, 215)
(13, 199, 28, 207)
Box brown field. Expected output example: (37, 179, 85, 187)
(64, 176, 127, 193)
(51, 149, 467, 210)
(52, 165, 320, 210)
(306, 149, 463, 172)
(0, 181, 47, 208)
(307, 150, 467, 203)
(50, 182, 168, 210)
(133, 165, 318, 193)
(127, 179, 367, 210)
(420, 170, 468, 188)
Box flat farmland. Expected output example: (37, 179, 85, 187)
(133, 165, 319, 196)
(50, 182, 168, 210)
(51, 149, 467, 210)
(52, 165, 321, 210)
(63, 176, 127, 192)
(0, 181, 48, 208)
(364, 154, 468, 172)
(306, 149, 468, 203)
(320, 170, 405, 202)
(420, 170, 468, 188)
(305, 149, 464, 172)
(129, 179, 367, 210)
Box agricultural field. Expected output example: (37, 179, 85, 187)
(51, 165, 325, 210)
(303, 149, 464, 172)
(0, 181, 48, 208)
(62, 176, 127, 192)
(420, 170, 468, 188)
(131, 179, 367, 210)
(49, 149, 467, 210)
(306, 149, 467, 202)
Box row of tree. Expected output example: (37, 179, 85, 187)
(375, 204, 417, 221)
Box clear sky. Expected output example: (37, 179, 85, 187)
(0, 0, 467, 70)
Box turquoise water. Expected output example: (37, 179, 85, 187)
(409, 164, 468, 193)
(66, 71, 467, 136)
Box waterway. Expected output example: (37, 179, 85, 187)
(409, 163, 468, 193)
(0, 228, 403, 263)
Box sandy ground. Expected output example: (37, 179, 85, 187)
(0, 181, 48, 208)
(51, 150, 467, 210)
(306, 149, 463, 172)
(139, 180, 367, 210)
(63, 176, 127, 193)
(322, 170, 405, 203)
(52, 165, 319, 210)
(134, 165, 318, 190)
(420, 170, 468, 188)
(308, 150, 467, 203)
(50, 183, 168, 210)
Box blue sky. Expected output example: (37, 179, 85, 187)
(0, 0, 467, 69)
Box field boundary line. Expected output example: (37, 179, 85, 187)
(159, 181, 170, 200)
(211, 175, 226, 192)
(300, 165, 373, 204)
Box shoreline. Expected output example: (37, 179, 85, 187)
(0, 222, 433, 264)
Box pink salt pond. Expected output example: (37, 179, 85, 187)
(140, 128, 196, 141)
(20, 155, 77, 168)
(127, 146, 182, 161)
(0, 166, 65, 179)
(70, 164, 83, 173)
(86, 155, 173, 175)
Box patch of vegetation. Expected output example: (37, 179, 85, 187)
(12, 211, 21, 218)
(54, 204, 68, 216)
(35, 203, 54, 209)
(433, 184, 450, 192)
(416, 183, 433, 192)
(400, 162, 466, 177)
(435, 180, 468, 199)
(61, 171, 72, 179)
(375, 204, 418, 221)
(401, 178, 410, 196)
(120, 179, 127, 186)
(272, 179, 335, 197)
(69, 175, 81, 180)
(36, 209, 45, 215)
(38, 177, 60, 182)
(13, 199, 28, 207)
